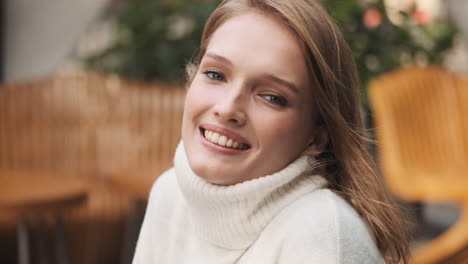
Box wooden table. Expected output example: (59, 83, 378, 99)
(110, 172, 158, 200)
(0, 170, 89, 264)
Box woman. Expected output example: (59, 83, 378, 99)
(133, 0, 410, 263)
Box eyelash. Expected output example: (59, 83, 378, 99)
(203, 70, 225, 81)
(262, 94, 288, 107)
(202, 69, 288, 107)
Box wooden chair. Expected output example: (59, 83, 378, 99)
(0, 72, 185, 264)
(369, 67, 468, 264)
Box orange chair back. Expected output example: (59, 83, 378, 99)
(369, 67, 468, 264)
(369, 67, 468, 203)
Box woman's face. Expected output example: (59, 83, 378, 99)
(182, 11, 317, 185)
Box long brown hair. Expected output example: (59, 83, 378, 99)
(187, 0, 410, 262)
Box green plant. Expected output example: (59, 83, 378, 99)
(85, 0, 457, 103)
(85, 0, 221, 83)
(325, 0, 457, 105)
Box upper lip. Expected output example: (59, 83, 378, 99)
(200, 124, 251, 146)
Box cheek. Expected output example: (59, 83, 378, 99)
(182, 84, 203, 137)
(183, 81, 209, 117)
(182, 79, 218, 138)
(256, 112, 303, 143)
(185, 75, 222, 106)
(258, 110, 313, 152)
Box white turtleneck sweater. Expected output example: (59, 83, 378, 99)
(133, 143, 384, 264)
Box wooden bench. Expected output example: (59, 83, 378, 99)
(0, 72, 185, 264)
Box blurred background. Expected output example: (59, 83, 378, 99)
(0, 0, 467, 263)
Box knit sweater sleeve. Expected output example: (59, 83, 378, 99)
(133, 168, 177, 264)
(272, 190, 384, 264)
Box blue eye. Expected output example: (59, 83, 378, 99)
(263, 94, 288, 106)
(204, 71, 224, 81)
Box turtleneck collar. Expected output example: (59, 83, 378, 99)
(174, 142, 328, 250)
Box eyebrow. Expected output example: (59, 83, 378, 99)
(204, 52, 300, 94)
(263, 74, 300, 94)
(204, 52, 233, 66)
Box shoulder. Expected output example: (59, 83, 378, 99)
(266, 189, 384, 263)
(273, 189, 363, 234)
(141, 167, 187, 231)
(148, 168, 177, 198)
(146, 168, 181, 209)
(318, 190, 384, 263)
(133, 168, 185, 263)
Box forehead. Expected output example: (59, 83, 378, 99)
(204, 11, 309, 85)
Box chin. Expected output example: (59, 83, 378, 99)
(188, 160, 243, 185)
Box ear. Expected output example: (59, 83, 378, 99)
(302, 126, 329, 156)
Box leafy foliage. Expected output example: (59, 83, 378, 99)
(85, 0, 457, 102)
(85, 0, 220, 83)
(325, 0, 457, 104)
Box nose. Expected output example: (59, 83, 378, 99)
(213, 85, 247, 126)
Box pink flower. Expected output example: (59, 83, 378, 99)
(363, 8, 382, 29)
(412, 9, 431, 25)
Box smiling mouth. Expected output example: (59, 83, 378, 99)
(200, 128, 250, 150)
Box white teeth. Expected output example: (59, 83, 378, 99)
(202, 129, 246, 150)
(218, 136, 227, 146)
(210, 132, 220, 143)
(226, 139, 233, 148)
